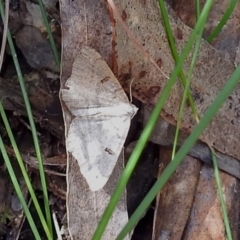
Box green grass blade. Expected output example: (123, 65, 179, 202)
(158, 0, 199, 122)
(0, 137, 41, 240)
(195, 0, 200, 19)
(211, 148, 233, 240)
(206, 0, 238, 43)
(37, 0, 60, 69)
(117, 55, 240, 240)
(185, 1, 232, 237)
(173, 1, 232, 237)
(0, 0, 53, 235)
(92, 1, 214, 239)
(0, 0, 8, 69)
(0, 103, 53, 239)
(172, 30, 203, 159)
(159, 0, 202, 159)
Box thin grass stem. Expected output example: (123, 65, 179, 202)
(158, 0, 199, 122)
(211, 148, 233, 240)
(206, 0, 238, 43)
(0, 103, 53, 239)
(0, 136, 41, 240)
(0, 0, 53, 235)
(37, 0, 60, 69)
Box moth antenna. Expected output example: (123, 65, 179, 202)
(129, 77, 135, 103)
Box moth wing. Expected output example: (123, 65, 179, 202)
(61, 46, 131, 116)
(67, 115, 131, 191)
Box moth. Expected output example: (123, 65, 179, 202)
(61, 46, 138, 191)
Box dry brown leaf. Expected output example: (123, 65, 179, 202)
(152, 148, 240, 240)
(143, 106, 240, 180)
(172, 0, 240, 60)
(183, 165, 239, 240)
(15, 26, 59, 72)
(60, 1, 130, 239)
(111, 0, 240, 161)
(152, 147, 202, 240)
(66, 152, 129, 240)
